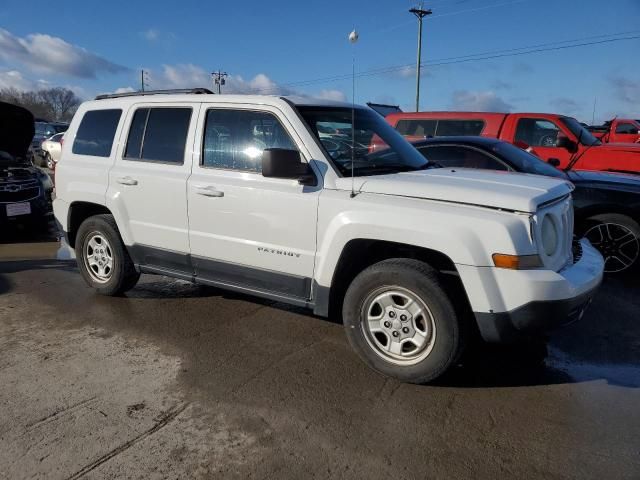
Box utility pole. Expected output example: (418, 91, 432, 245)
(211, 70, 228, 94)
(409, 4, 432, 112)
(140, 69, 150, 92)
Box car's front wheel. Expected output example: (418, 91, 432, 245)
(75, 214, 140, 295)
(583, 213, 640, 274)
(342, 258, 465, 384)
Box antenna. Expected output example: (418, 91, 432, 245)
(349, 28, 359, 198)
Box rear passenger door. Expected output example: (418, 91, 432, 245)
(107, 103, 199, 273)
(187, 105, 320, 301)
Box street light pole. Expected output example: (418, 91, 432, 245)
(211, 70, 228, 94)
(409, 5, 432, 112)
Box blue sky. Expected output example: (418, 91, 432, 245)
(1, 0, 639, 122)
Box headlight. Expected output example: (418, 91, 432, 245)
(541, 214, 559, 257)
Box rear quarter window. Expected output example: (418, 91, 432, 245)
(435, 120, 485, 136)
(72, 109, 122, 157)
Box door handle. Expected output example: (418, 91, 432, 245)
(194, 185, 224, 197)
(116, 176, 138, 186)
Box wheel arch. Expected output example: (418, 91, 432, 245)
(67, 201, 112, 248)
(313, 239, 472, 323)
(575, 204, 640, 234)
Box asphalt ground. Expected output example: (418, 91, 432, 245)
(0, 223, 639, 479)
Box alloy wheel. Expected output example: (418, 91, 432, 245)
(585, 222, 640, 273)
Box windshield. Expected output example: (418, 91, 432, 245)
(492, 142, 565, 178)
(560, 117, 601, 146)
(297, 106, 430, 176)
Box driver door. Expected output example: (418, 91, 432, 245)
(187, 104, 321, 301)
(513, 117, 572, 168)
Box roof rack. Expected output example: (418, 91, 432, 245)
(95, 88, 214, 100)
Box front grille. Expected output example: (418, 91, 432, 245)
(0, 179, 40, 203)
(0, 186, 40, 203)
(572, 238, 583, 264)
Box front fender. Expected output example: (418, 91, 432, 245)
(314, 190, 534, 287)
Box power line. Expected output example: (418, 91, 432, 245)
(245, 31, 640, 94)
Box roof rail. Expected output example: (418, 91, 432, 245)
(95, 88, 214, 100)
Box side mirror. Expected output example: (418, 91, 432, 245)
(556, 136, 578, 153)
(262, 148, 316, 185)
(547, 158, 561, 168)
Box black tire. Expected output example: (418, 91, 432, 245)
(75, 214, 140, 295)
(342, 258, 465, 384)
(582, 213, 640, 274)
(45, 153, 54, 170)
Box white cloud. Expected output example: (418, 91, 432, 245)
(0, 69, 49, 91)
(315, 89, 347, 102)
(450, 90, 513, 112)
(550, 97, 581, 115)
(0, 28, 128, 79)
(141, 29, 159, 41)
(610, 76, 640, 104)
(114, 86, 136, 94)
(145, 63, 344, 100)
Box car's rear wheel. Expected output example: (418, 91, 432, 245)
(583, 213, 640, 274)
(75, 214, 140, 295)
(342, 258, 465, 384)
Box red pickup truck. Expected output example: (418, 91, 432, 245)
(386, 111, 640, 174)
(587, 119, 640, 144)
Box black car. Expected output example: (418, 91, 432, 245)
(1, 101, 54, 231)
(412, 136, 640, 274)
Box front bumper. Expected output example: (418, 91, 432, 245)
(458, 239, 604, 343)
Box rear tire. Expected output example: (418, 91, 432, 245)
(75, 214, 140, 295)
(342, 258, 465, 384)
(582, 213, 640, 274)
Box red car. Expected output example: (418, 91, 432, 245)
(587, 119, 640, 144)
(386, 111, 640, 174)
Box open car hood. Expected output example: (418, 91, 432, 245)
(0, 101, 34, 159)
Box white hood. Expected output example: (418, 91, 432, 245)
(335, 168, 573, 213)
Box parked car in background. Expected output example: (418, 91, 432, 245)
(30, 121, 68, 166)
(412, 136, 640, 274)
(40, 132, 65, 169)
(53, 89, 603, 383)
(0, 102, 54, 230)
(387, 111, 640, 174)
(587, 119, 640, 144)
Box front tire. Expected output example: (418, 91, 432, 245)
(342, 258, 464, 384)
(583, 213, 640, 274)
(75, 214, 140, 295)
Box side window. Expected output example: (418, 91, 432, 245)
(72, 109, 122, 157)
(435, 120, 485, 136)
(514, 118, 561, 147)
(420, 145, 508, 171)
(395, 119, 437, 137)
(202, 109, 297, 172)
(124, 107, 192, 164)
(616, 123, 638, 134)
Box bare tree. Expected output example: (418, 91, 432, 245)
(38, 87, 81, 121)
(0, 87, 81, 122)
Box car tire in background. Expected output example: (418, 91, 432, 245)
(583, 213, 640, 274)
(342, 258, 466, 384)
(75, 214, 140, 295)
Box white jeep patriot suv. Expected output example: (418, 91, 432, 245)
(53, 89, 604, 383)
